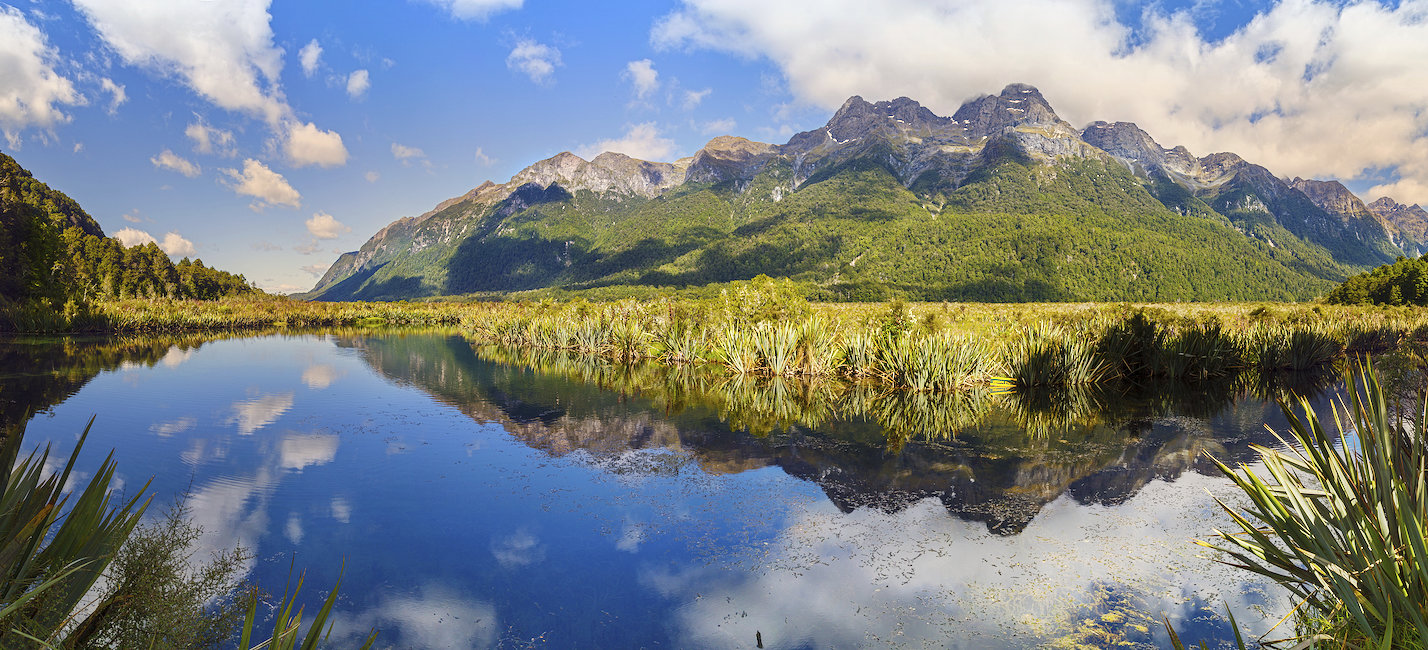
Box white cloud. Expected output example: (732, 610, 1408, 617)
(473, 147, 493, 166)
(220, 159, 301, 209)
(391, 142, 426, 164)
(421, 0, 523, 20)
(326, 587, 498, 648)
(73, 142, 83, 153)
(363, 170, 380, 183)
(185, 118, 237, 157)
(624, 59, 659, 99)
(577, 122, 676, 161)
(76, 0, 348, 169)
(700, 117, 736, 135)
(160, 231, 196, 257)
(122, 210, 143, 223)
(74, 0, 289, 125)
(506, 39, 561, 84)
(283, 120, 348, 168)
(0, 7, 82, 146)
(681, 87, 711, 110)
(98, 77, 126, 114)
(299, 39, 322, 77)
(346, 69, 369, 99)
(151, 149, 200, 177)
(114, 227, 156, 248)
(252, 241, 281, 251)
(300, 263, 329, 276)
(306, 212, 350, 239)
(294, 240, 321, 255)
(654, 0, 1428, 205)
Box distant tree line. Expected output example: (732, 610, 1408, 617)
(1326, 255, 1428, 305)
(1, 152, 257, 306)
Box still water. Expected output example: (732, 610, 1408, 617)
(0, 330, 1336, 648)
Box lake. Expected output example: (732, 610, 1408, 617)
(0, 329, 1339, 648)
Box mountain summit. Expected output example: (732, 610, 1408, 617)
(306, 84, 1419, 302)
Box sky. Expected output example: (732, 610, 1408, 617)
(2, 0, 1427, 293)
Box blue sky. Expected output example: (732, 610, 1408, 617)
(2, 0, 1426, 293)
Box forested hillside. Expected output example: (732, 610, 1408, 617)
(0, 152, 257, 307)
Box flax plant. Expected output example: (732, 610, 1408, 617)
(1203, 362, 1428, 648)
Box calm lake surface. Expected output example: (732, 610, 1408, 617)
(0, 329, 1341, 648)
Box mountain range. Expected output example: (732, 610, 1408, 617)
(305, 83, 1427, 302)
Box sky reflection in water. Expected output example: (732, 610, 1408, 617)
(0, 331, 1337, 649)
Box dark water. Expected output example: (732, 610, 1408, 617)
(0, 330, 1342, 648)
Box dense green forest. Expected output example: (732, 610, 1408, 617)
(1326, 255, 1428, 305)
(0, 152, 256, 307)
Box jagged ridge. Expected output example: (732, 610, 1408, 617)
(305, 84, 1421, 302)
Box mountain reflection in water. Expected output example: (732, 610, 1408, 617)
(0, 330, 1352, 648)
(345, 335, 1338, 536)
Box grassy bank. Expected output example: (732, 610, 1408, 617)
(0, 297, 473, 333)
(463, 290, 1428, 393)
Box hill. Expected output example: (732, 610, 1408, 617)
(307, 84, 1420, 302)
(0, 151, 257, 306)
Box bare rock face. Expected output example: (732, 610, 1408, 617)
(1081, 121, 1165, 169)
(685, 136, 780, 184)
(1290, 178, 1378, 223)
(1368, 196, 1428, 244)
(507, 151, 687, 199)
(952, 83, 1063, 139)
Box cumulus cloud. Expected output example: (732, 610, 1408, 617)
(220, 159, 301, 209)
(114, 227, 156, 247)
(74, 0, 288, 124)
(506, 39, 561, 84)
(654, 0, 1428, 204)
(185, 118, 237, 156)
(421, 0, 523, 20)
(305, 211, 350, 239)
(0, 7, 82, 146)
(301, 364, 342, 389)
(300, 263, 329, 276)
(160, 231, 196, 257)
(279, 433, 338, 470)
(363, 170, 380, 183)
(283, 121, 348, 168)
(293, 240, 321, 255)
(577, 122, 676, 161)
(624, 59, 659, 99)
(151, 149, 200, 177)
(346, 69, 369, 99)
(299, 39, 322, 77)
(122, 210, 143, 223)
(76, 0, 347, 165)
(473, 147, 493, 166)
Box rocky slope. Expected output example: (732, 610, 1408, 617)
(306, 83, 1420, 302)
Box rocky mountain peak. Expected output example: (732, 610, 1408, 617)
(952, 83, 1062, 139)
(819, 95, 954, 142)
(1290, 178, 1377, 223)
(1081, 121, 1164, 167)
(686, 136, 779, 184)
(1368, 196, 1428, 243)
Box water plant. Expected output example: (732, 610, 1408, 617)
(1196, 362, 1428, 648)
